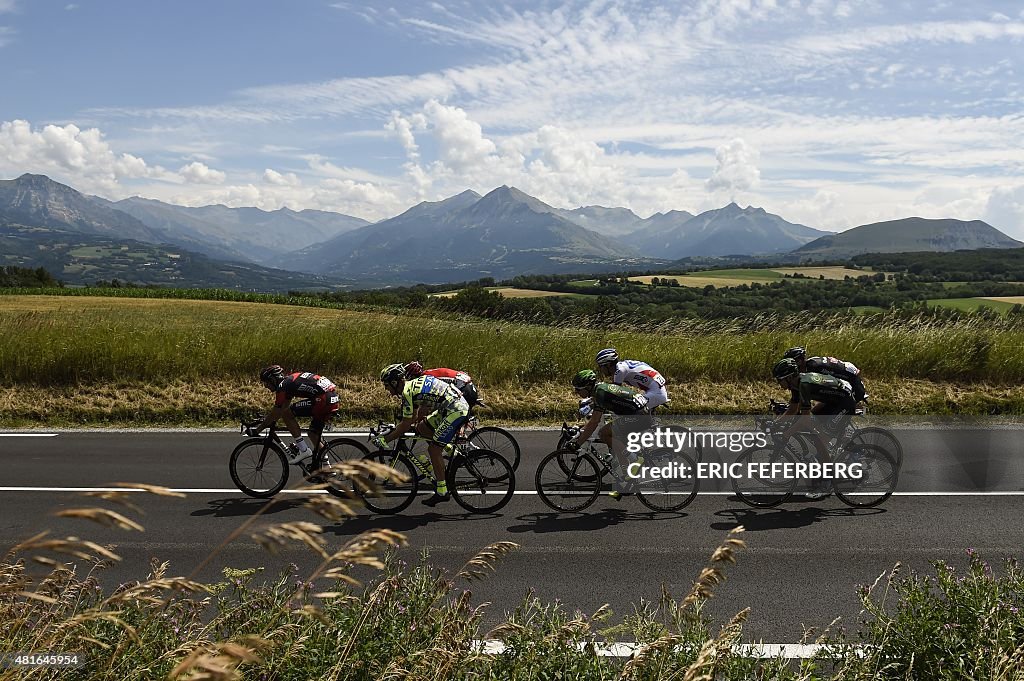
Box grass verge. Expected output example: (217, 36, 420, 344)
(2, 483, 1021, 680)
(3, 294, 1024, 425)
(4, 379, 1024, 428)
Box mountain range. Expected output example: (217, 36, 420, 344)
(794, 217, 1021, 257)
(0, 173, 1019, 289)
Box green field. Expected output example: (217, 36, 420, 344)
(928, 298, 1019, 313)
(628, 266, 875, 288)
(432, 286, 575, 298)
(2, 293, 1024, 424)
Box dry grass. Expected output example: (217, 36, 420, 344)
(1, 378, 1021, 428)
(4, 294, 1024, 424)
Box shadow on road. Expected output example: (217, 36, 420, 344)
(506, 508, 687, 533)
(190, 497, 308, 517)
(323, 510, 503, 536)
(710, 505, 885, 532)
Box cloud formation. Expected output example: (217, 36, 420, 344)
(178, 161, 226, 185)
(706, 139, 761, 198)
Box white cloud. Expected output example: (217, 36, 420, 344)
(0, 119, 171, 194)
(706, 138, 761, 198)
(262, 168, 300, 186)
(178, 161, 226, 185)
(0, 26, 14, 47)
(0, 0, 15, 13)
(423, 100, 497, 173)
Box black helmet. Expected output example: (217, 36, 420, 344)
(260, 365, 284, 385)
(380, 363, 406, 385)
(772, 358, 800, 380)
(783, 346, 806, 360)
(572, 369, 598, 389)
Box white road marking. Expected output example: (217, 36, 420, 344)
(0, 433, 58, 437)
(0, 487, 1022, 496)
(474, 640, 843, 659)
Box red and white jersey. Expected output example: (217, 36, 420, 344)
(423, 367, 472, 390)
(612, 360, 669, 409)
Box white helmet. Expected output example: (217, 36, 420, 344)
(595, 348, 619, 366)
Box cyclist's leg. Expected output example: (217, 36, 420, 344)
(414, 418, 447, 482)
(307, 392, 338, 452)
(284, 400, 310, 439)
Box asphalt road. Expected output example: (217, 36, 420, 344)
(1, 428, 1022, 642)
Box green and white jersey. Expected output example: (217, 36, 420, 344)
(592, 382, 649, 415)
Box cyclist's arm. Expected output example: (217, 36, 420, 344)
(571, 410, 605, 447)
(382, 391, 418, 445)
(256, 404, 303, 439)
(383, 415, 417, 445)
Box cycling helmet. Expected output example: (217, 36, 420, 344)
(595, 348, 619, 366)
(259, 365, 284, 385)
(572, 369, 599, 389)
(772, 358, 800, 380)
(783, 346, 806, 360)
(380, 363, 407, 385)
(404, 361, 424, 379)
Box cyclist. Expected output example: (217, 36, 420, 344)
(783, 346, 867, 403)
(771, 358, 858, 498)
(404, 361, 481, 407)
(565, 369, 650, 500)
(373, 363, 470, 506)
(772, 358, 857, 430)
(252, 365, 339, 464)
(594, 348, 669, 411)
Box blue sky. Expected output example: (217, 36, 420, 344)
(1, 0, 1022, 235)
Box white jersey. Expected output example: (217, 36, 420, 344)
(612, 359, 669, 410)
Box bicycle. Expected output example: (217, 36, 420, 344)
(406, 401, 521, 471)
(323, 422, 516, 515)
(536, 436, 698, 513)
(228, 419, 368, 499)
(733, 413, 899, 509)
(553, 415, 703, 483)
(756, 398, 904, 469)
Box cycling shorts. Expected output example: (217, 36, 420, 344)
(424, 397, 470, 445)
(644, 386, 670, 411)
(290, 390, 340, 425)
(811, 396, 857, 434)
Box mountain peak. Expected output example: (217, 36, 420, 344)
(13, 173, 70, 191)
(480, 185, 554, 213)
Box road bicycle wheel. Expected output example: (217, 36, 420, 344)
(732, 444, 797, 508)
(536, 449, 602, 512)
(229, 439, 289, 498)
(849, 427, 903, 469)
(316, 437, 370, 498)
(358, 450, 419, 515)
(635, 448, 699, 512)
(447, 449, 515, 513)
(832, 444, 898, 508)
(466, 426, 521, 471)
